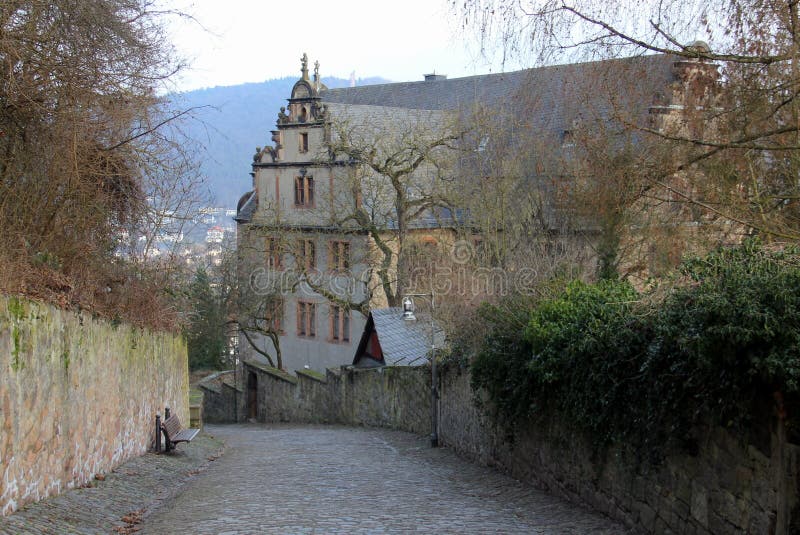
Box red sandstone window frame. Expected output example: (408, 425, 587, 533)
(329, 305, 350, 343)
(264, 298, 284, 333)
(294, 175, 315, 207)
(297, 239, 316, 272)
(296, 301, 316, 338)
(328, 240, 351, 272)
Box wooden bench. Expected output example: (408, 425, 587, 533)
(160, 412, 200, 452)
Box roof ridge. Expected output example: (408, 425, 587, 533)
(321, 53, 672, 94)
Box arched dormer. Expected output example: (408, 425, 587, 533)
(282, 53, 329, 126)
(292, 80, 312, 100)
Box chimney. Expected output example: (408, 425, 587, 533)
(424, 73, 447, 81)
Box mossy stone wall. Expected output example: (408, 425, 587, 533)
(237, 361, 430, 436)
(0, 296, 188, 516)
(438, 367, 799, 534)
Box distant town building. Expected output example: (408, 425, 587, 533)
(206, 226, 225, 243)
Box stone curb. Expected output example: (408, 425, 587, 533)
(0, 433, 225, 535)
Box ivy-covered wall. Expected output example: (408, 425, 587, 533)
(439, 368, 799, 534)
(0, 296, 188, 516)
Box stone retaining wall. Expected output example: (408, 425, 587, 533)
(214, 359, 800, 533)
(438, 368, 799, 534)
(236, 361, 429, 435)
(197, 371, 241, 424)
(0, 296, 188, 516)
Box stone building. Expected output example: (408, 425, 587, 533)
(235, 51, 720, 373)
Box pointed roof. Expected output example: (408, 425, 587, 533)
(354, 307, 445, 367)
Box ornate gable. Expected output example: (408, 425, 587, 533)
(282, 53, 329, 126)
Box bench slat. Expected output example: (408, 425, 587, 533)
(174, 428, 200, 443)
(163, 418, 182, 437)
(161, 414, 199, 448)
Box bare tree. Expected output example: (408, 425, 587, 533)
(450, 60, 677, 282)
(324, 106, 464, 307)
(456, 0, 800, 242)
(231, 226, 291, 369)
(0, 0, 206, 327)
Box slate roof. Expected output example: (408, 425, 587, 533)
(322, 69, 532, 111)
(322, 54, 679, 138)
(324, 103, 445, 129)
(362, 307, 446, 366)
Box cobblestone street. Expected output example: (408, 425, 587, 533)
(0, 424, 628, 533)
(0, 434, 223, 534)
(142, 424, 626, 534)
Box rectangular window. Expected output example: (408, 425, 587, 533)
(330, 305, 350, 342)
(329, 240, 351, 271)
(294, 175, 314, 207)
(265, 236, 282, 269)
(297, 301, 316, 337)
(297, 239, 316, 271)
(264, 298, 284, 333)
(299, 132, 309, 153)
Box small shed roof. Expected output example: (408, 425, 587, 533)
(354, 307, 445, 367)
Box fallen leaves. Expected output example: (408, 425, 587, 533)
(113, 508, 145, 533)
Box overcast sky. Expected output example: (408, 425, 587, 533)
(165, 0, 508, 92)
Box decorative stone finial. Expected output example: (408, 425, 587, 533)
(301, 53, 309, 80)
(313, 60, 320, 82)
(278, 106, 288, 124)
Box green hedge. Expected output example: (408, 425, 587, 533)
(470, 240, 800, 456)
